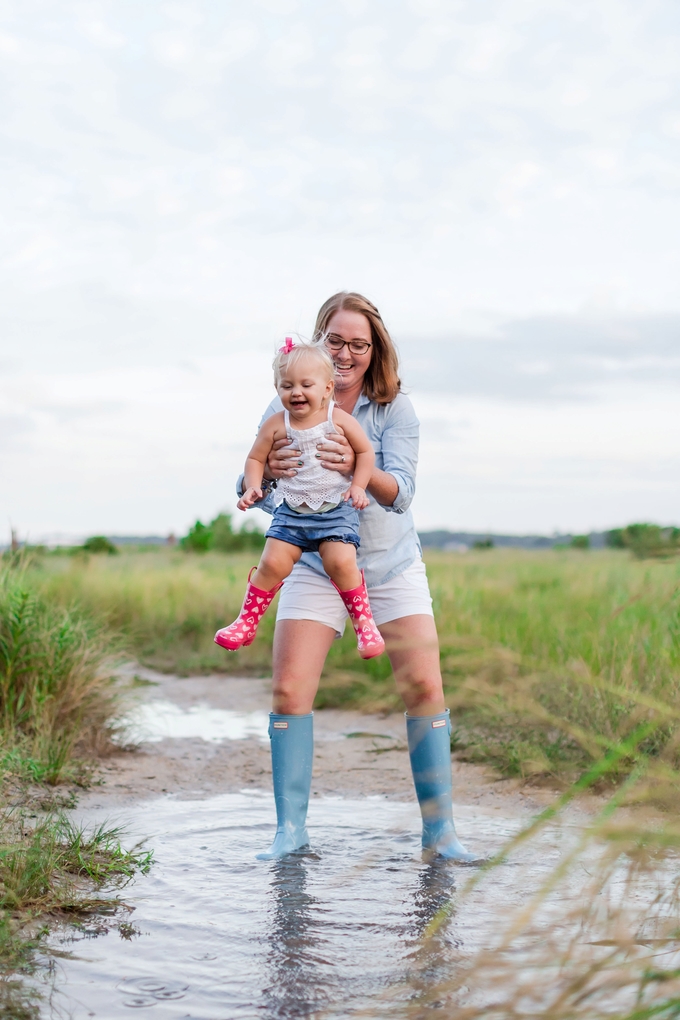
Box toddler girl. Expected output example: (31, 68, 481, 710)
(214, 338, 385, 659)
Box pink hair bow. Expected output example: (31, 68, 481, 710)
(279, 336, 295, 354)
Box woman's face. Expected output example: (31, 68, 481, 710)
(325, 309, 373, 393)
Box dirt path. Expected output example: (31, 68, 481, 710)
(82, 666, 557, 823)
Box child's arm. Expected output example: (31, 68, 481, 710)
(332, 409, 375, 510)
(238, 415, 284, 510)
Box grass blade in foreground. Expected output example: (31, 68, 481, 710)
(361, 737, 680, 1019)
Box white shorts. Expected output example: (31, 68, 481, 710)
(276, 558, 434, 638)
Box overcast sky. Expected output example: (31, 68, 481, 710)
(1, 0, 679, 539)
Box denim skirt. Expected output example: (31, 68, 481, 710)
(266, 500, 360, 552)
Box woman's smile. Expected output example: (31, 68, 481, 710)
(333, 356, 358, 381)
(325, 309, 373, 395)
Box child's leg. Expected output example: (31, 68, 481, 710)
(318, 540, 361, 591)
(252, 539, 303, 590)
(320, 541, 385, 660)
(214, 539, 302, 652)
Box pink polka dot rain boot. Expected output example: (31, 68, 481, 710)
(214, 568, 283, 651)
(331, 571, 385, 659)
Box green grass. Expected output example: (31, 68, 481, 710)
(22, 546, 680, 782)
(317, 549, 680, 779)
(0, 974, 40, 1020)
(31, 550, 274, 676)
(0, 807, 152, 979)
(0, 815, 153, 914)
(0, 560, 148, 1003)
(0, 566, 121, 784)
(427, 549, 680, 780)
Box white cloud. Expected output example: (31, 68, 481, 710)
(151, 32, 197, 67)
(1, 0, 679, 537)
(77, 17, 126, 49)
(413, 384, 680, 532)
(0, 351, 276, 535)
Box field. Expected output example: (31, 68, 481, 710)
(24, 545, 680, 782)
(4, 546, 680, 1019)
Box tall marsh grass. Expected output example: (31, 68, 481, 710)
(32, 551, 274, 675)
(0, 568, 121, 783)
(427, 550, 680, 779)
(0, 564, 149, 997)
(24, 547, 680, 781)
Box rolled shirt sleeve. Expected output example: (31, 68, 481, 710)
(373, 396, 419, 515)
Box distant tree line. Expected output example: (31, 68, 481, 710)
(179, 513, 265, 553)
(28, 514, 266, 557)
(8, 518, 677, 561)
(418, 524, 679, 559)
(605, 524, 680, 559)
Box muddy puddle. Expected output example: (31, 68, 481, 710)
(41, 793, 573, 1019)
(31, 680, 640, 1018)
(117, 701, 271, 744)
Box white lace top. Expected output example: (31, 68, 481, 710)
(273, 401, 348, 511)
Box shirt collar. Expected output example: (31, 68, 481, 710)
(354, 392, 371, 412)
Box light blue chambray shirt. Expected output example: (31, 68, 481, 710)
(240, 392, 423, 588)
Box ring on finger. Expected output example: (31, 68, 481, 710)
(340, 455, 345, 462)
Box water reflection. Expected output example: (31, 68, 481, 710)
(402, 860, 460, 1014)
(263, 855, 330, 1019)
(408, 858, 458, 940)
(260, 852, 461, 1019)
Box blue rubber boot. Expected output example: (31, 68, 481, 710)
(406, 710, 483, 864)
(256, 713, 313, 861)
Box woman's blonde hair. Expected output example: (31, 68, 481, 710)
(272, 338, 336, 393)
(313, 292, 401, 405)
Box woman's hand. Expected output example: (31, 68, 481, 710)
(315, 433, 355, 475)
(266, 437, 302, 479)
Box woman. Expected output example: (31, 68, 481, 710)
(247, 292, 480, 863)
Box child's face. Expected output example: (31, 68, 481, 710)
(277, 355, 334, 418)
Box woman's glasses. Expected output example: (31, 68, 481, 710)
(326, 336, 372, 356)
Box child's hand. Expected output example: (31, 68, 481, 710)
(343, 485, 369, 510)
(237, 487, 263, 511)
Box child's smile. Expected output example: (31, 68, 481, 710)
(277, 355, 334, 425)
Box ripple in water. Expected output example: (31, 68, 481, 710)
(43, 795, 563, 1019)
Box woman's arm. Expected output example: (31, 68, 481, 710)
(366, 467, 399, 507)
(317, 397, 418, 510)
(373, 397, 419, 514)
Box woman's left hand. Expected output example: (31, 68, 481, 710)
(315, 433, 355, 475)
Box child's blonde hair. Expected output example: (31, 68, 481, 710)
(273, 336, 336, 391)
